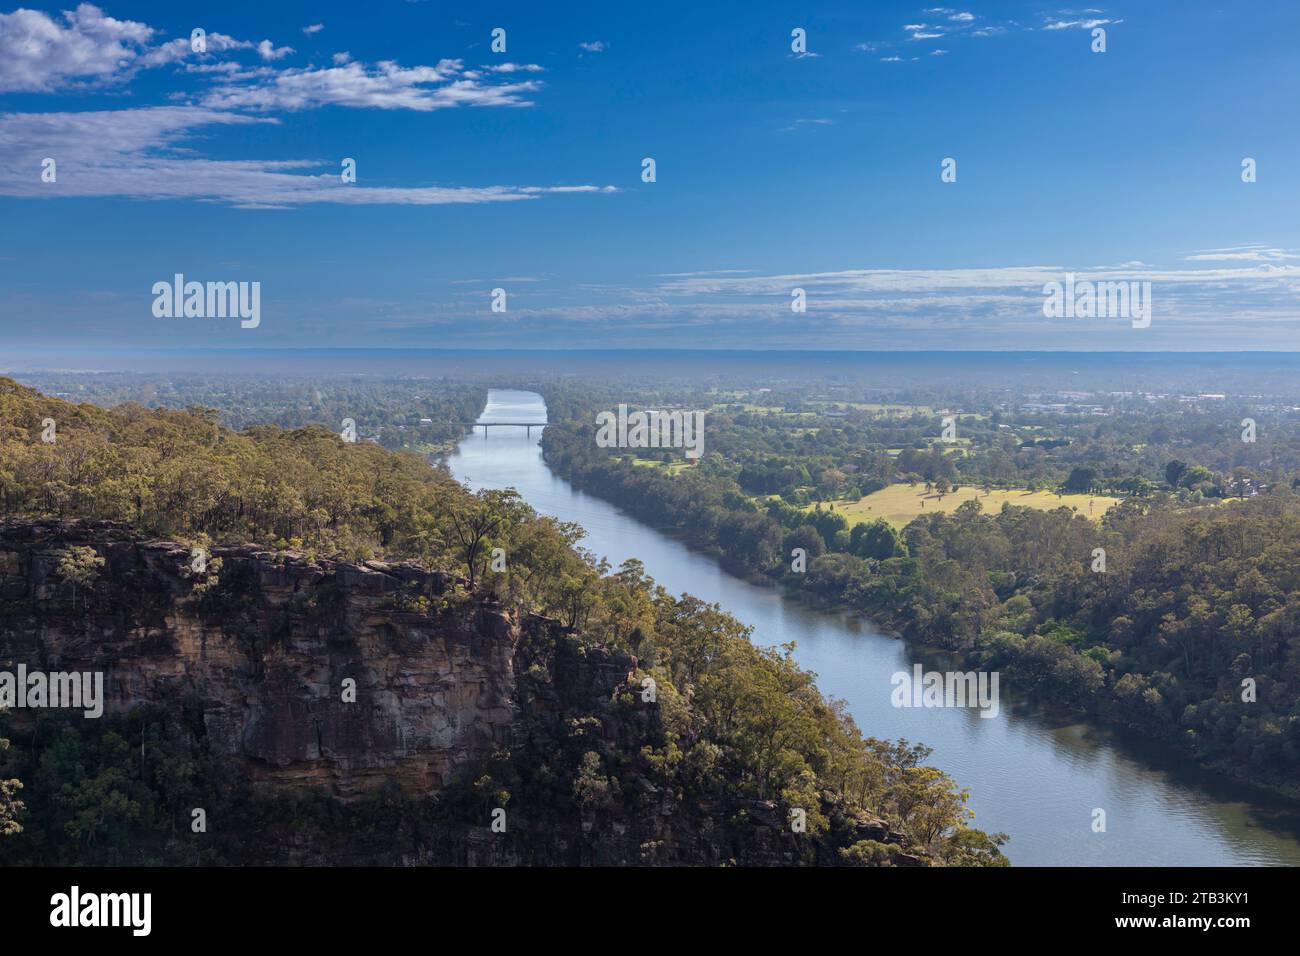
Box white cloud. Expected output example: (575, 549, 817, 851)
(645, 263, 1300, 330)
(779, 117, 833, 132)
(578, 40, 607, 52)
(181, 61, 245, 74)
(655, 263, 1300, 295)
(0, 7, 573, 209)
(198, 59, 542, 111)
(415, 260, 1282, 347)
(0, 3, 153, 92)
(140, 32, 263, 69)
(482, 62, 544, 73)
(256, 40, 295, 61)
(324, 256, 1300, 347)
(1043, 18, 1117, 30)
(0, 106, 616, 206)
(0, 4, 301, 91)
(857, 7, 1030, 58)
(654, 270, 755, 278)
(1185, 246, 1299, 263)
(859, 8, 1007, 57)
(303, 23, 324, 35)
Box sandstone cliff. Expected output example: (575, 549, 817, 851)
(0, 519, 525, 800)
(0, 519, 919, 866)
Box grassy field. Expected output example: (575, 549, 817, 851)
(629, 457, 694, 475)
(815, 483, 1121, 528)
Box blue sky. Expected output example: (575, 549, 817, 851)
(2, 0, 1299, 350)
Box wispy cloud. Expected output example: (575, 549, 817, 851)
(539, 261, 1300, 346)
(925, 8, 976, 21)
(858, 6, 1015, 60)
(16, 253, 1299, 349)
(1042, 17, 1119, 30)
(653, 270, 755, 278)
(0, 5, 534, 112)
(1184, 245, 1300, 263)
(860, 6, 1112, 60)
(0, 5, 607, 210)
(199, 59, 543, 111)
(0, 3, 294, 92)
(779, 117, 834, 132)
(480, 62, 544, 74)
(334, 260, 1300, 348)
(0, 107, 615, 207)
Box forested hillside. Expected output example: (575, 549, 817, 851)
(0, 378, 1005, 866)
(11, 371, 484, 456)
(543, 415, 1300, 795)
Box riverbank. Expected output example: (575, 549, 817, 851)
(551, 441, 1300, 806)
(450, 389, 1300, 865)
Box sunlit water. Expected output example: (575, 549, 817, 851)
(447, 389, 1300, 866)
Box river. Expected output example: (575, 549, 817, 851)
(447, 389, 1300, 866)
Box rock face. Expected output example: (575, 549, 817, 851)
(0, 519, 924, 866)
(0, 519, 524, 799)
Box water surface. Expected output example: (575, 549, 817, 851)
(448, 389, 1300, 866)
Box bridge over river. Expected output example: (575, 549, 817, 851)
(462, 420, 548, 436)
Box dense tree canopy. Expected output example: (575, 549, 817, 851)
(540, 387, 1300, 795)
